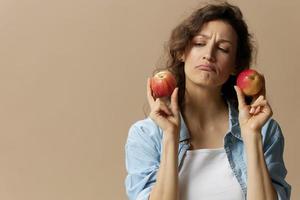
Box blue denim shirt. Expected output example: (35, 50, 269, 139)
(125, 100, 291, 200)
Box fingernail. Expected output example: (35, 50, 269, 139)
(256, 106, 261, 113)
(250, 107, 255, 113)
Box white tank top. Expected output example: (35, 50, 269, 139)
(179, 148, 245, 200)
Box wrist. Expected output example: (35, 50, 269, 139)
(242, 131, 263, 149)
(163, 130, 180, 144)
(243, 133, 264, 163)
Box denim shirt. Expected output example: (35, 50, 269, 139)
(125, 100, 291, 200)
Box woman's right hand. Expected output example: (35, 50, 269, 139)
(147, 78, 180, 138)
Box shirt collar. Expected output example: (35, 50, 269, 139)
(227, 100, 243, 140)
(178, 112, 190, 142)
(179, 100, 243, 142)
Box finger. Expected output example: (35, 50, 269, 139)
(147, 77, 155, 105)
(249, 100, 268, 115)
(155, 107, 172, 117)
(252, 103, 273, 122)
(170, 88, 179, 116)
(249, 106, 260, 115)
(253, 106, 261, 115)
(250, 94, 264, 107)
(234, 85, 247, 108)
(249, 106, 255, 114)
(251, 98, 267, 108)
(251, 95, 265, 107)
(154, 98, 172, 116)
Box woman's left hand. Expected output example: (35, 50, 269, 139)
(234, 74, 273, 137)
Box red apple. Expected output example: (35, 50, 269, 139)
(150, 70, 176, 98)
(236, 69, 263, 96)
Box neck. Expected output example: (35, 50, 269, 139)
(182, 81, 228, 128)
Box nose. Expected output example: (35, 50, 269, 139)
(202, 44, 215, 62)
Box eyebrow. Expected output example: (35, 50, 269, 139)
(195, 34, 233, 45)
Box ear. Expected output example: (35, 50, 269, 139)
(176, 51, 185, 62)
(180, 54, 185, 62)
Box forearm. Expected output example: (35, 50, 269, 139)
(243, 131, 277, 200)
(149, 132, 179, 200)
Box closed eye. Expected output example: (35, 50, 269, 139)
(193, 42, 230, 53)
(194, 43, 205, 47)
(218, 47, 229, 53)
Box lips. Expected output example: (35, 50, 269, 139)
(195, 64, 216, 72)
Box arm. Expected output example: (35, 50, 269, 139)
(125, 123, 161, 200)
(146, 78, 181, 200)
(234, 83, 276, 199)
(125, 79, 181, 200)
(149, 132, 179, 200)
(243, 132, 277, 200)
(125, 125, 180, 200)
(234, 85, 291, 200)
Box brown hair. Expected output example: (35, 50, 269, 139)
(145, 1, 255, 115)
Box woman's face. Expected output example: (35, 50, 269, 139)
(182, 20, 238, 89)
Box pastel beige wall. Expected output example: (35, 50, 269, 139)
(0, 0, 298, 199)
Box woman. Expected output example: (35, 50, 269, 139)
(125, 2, 291, 200)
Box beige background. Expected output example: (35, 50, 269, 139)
(0, 0, 299, 199)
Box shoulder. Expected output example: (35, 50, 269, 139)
(126, 117, 163, 147)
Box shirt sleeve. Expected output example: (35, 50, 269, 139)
(262, 119, 292, 200)
(125, 121, 161, 200)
